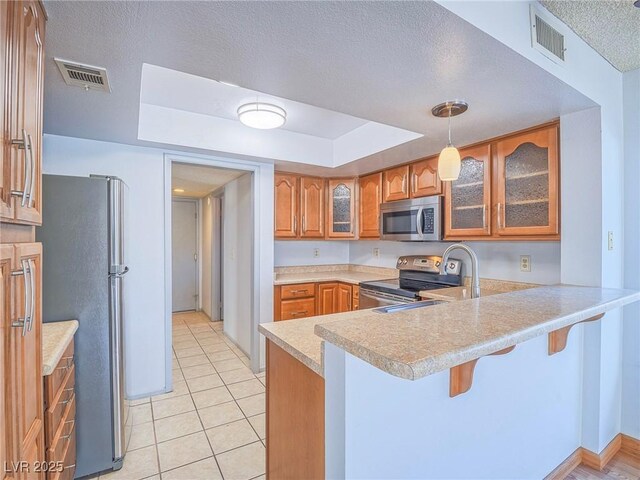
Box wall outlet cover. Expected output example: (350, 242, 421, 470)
(373, 248, 380, 258)
(520, 255, 531, 272)
(313, 248, 320, 258)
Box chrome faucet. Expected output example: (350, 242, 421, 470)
(442, 243, 481, 299)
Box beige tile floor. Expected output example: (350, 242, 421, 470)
(100, 311, 266, 480)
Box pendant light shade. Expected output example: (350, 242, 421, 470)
(438, 145, 461, 181)
(237, 102, 286, 129)
(431, 100, 468, 182)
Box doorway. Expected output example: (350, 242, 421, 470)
(171, 199, 199, 312)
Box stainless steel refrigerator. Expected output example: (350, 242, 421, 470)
(36, 174, 129, 478)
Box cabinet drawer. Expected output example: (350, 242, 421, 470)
(280, 283, 316, 299)
(45, 340, 74, 408)
(45, 364, 75, 445)
(47, 393, 75, 464)
(280, 298, 316, 320)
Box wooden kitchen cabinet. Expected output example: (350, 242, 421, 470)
(444, 144, 492, 238)
(274, 173, 298, 238)
(352, 285, 359, 310)
(410, 156, 442, 198)
(494, 125, 559, 237)
(1, 0, 46, 225)
(274, 174, 325, 239)
(317, 282, 352, 315)
(1, 245, 13, 480)
(274, 283, 316, 321)
(337, 283, 352, 312)
(358, 172, 382, 239)
(327, 178, 356, 239)
(383, 165, 410, 202)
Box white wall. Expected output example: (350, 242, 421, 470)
(349, 240, 561, 285)
(223, 173, 253, 355)
(622, 68, 640, 439)
(200, 195, 213, 318)
(43, 134, 167, 398)
(274, 241, 349, 267)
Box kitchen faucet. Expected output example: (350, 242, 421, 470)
(442, 243, 481, 299)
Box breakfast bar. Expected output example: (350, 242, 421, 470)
(259, 284, 640, 479)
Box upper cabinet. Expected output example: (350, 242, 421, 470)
(382, 165, 409, 202)
(358, 172, 382, 239)
(444, 145, 492, 238)
(274, 173, 298, 238)
(410, 156, 442, 198)
(299, 176, 325, 238)
(274, 173, 325, 239)
(494, 125, 559, 236)
(327, 178, 356, 239)
(1, 0, 45, 226)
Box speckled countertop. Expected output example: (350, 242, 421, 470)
(315, 286, 640, 380)
(274, 264, 397, 286)
(42, 320, 78, 376)
(260, 285, 640, 380)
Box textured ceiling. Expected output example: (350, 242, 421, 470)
(541, 0, 640, 72)
(172, 163, 245, 198)
(43, 1, 595, 176)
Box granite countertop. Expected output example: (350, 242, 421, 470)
(42, 320, 78, 376)
(260, 285, 640, 381)
(274, 264, 397, 286)
(315, 285, 640, 380)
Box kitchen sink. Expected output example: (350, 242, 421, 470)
(373, 299, 446, 314)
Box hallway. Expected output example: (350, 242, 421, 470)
(100, 312, 265, 480)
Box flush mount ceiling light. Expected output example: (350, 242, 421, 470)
(237, 102, 286, 130)
(432, 100, 468, 181)
(173, 188, 185, 193)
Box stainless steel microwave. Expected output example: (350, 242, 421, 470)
(380, 196, 442, 241)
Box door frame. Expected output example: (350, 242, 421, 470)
(163, 153, 273, 389)
(171, 197, 199, 312)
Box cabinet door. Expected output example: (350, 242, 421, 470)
(13, 1, 45, 225)
(327, 178, 356, 239)
(12, 242, 43, 479)
(1, 245, 15, 480)
(444, 145, 492, 238)
(274, 173, 298, 238)
(0, 2, 16, 221)
(317, 283, 337, 315)
(358, 173, 382, 239)
(299, 177, 325, 238)
(336, 283, 352, 313)
(495, 126, 559, 236)
(410, 157, 442, 198)
(382, 165, 409, 202)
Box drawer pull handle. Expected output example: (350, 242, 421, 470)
(290, 289, 308, 294)
(291, 311, 308, 317)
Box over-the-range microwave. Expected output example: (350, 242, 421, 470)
(380, 196, 442, 241)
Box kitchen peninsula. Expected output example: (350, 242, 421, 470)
(260, 284, 640, 479)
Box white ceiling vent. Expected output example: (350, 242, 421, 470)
(54, 58, 111, 92)
(530, 5, 566, 65)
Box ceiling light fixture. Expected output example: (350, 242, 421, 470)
(173, 188, 185, 193)
(432, 100, 468, 181)
(237, 102, 286, 130)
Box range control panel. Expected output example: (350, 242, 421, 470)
(396, 255, 462, 275)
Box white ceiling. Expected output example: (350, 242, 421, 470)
(43, 1, 596, 176)
(171, 163, 245, 198)
(541, 0, 640, 72)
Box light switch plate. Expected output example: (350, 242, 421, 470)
(520, 255, 531, 272)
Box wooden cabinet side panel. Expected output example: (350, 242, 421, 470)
(358, 173, 382, 238)
(266, 340, 324, 480)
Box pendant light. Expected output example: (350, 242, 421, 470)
(432, 100, 468, 181)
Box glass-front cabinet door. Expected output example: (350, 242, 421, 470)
(495, 125, 559, 236)
(444, 145, 491, 238)
(328, 178, 356, 238)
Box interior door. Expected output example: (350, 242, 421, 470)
(172, 199, 198, 312)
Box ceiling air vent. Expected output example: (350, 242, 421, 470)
(530, 5, 566, 65)
(54, 58, 111, 92)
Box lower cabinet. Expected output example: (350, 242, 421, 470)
(43, 341, 76, 480)
(274, 281, 358, 321)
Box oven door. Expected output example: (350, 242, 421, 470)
(359, 287, 415, 310)
(380, 197, 441, 241)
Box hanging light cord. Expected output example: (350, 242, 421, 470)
(447, 107, 452, 146)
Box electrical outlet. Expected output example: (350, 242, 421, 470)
(608, 231, 614, 251)
(520, 255, 531, 272)
(373, 248, 380, 258)
(313, 248, 320, 258)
